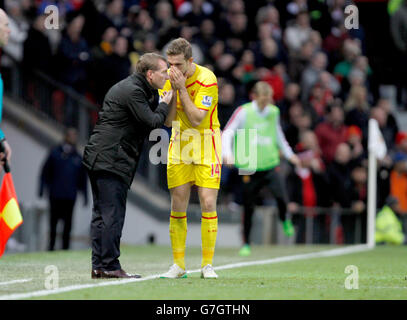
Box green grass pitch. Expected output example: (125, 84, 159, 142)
(0, 245, 406, 300)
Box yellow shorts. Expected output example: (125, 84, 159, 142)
(167, 129, 222, 189)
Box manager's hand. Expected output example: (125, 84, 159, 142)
(161, 90, 174, 105)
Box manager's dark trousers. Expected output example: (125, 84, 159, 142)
(88, 171, 128, 271)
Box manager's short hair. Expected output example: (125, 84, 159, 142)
(166, 38, 192, 60)
(135, 52, 167, 76)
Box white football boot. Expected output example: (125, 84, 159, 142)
(160, 264, 187, 279)
(201, 264, 218, 279)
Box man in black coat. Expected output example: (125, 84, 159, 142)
(39, 128, 88, 251)
(83, 52, 173, 279)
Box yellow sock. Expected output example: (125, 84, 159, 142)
(201, 211, 218, 267)
(169, 211, 187, 270)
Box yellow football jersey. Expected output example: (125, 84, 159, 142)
(159, 63, 220, 135)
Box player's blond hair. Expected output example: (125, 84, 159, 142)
(135, 52, 167, 76)
(252, 81, 273, 96)
(166, 38, 192, 60)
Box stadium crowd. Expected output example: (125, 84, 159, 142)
(2, 0, 407, 245)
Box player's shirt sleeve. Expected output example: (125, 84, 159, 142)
(193, 75, 218, 111)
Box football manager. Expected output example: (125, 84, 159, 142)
(83, 53, 173, 279)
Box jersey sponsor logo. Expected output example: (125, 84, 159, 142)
(202, 96, 213, 107)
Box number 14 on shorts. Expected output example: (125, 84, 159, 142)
(211, 163, 220, 177)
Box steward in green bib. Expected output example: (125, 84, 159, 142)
(222, 82, 301, 256)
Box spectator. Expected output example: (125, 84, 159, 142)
(231, 49, 256, 86)
(377, 98, 399, 138)
(218, 79, 236, 129)
(389, 152, 407, 215)
(153, 0, 179, 49)
(375, 196, 405, 245)
(349, 55, 372, 89)
(255, 5, 282, 41)
(96, 36, 131, 103)
(178, 0, 214, 27)
(307, 80, 334, 120)
(346, 125, 366, 167)
(370, 106, 398, 151)
(284, 102, 313, 148)
(284, 10, 313, 55)
(322, 20, 348, 69)
(131, 9, 154, 45)
(333, 38, 361, 89)
(395, 131, 407, 154)
(327, 143, 353, 243)
(315, 103, 348, 164)
(390, 0, 407, 109)
(285, 0, 308, 23)
(344, 85, 370, 141)
(100, 0, 127, 31)
(193, 19, 216, 57)
(300, 51, 327, 103)
(55, 13, 90, 93)
(288, 39, 315, 82)
(39, 128, 88, 251)
(22, 14, 53, 74)
(287, 130, 331, 243)
(224, 12, 249, 58)
(2, 0, 28, 67)
(279, 82, 301, 124)
(254, 38, 283, 70)
(91, 26, 118, 61)
(349, 165, 368, 243)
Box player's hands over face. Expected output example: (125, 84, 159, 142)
(169, 67, 186, 90)
(161, 90, 174, 105)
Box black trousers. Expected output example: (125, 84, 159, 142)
(88, 171, 128, 271)
(49, 197, 75, 251)
(242, 168, 289, 245)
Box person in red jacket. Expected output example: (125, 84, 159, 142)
(315, 102, 348, 164)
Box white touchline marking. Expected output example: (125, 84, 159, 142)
(0, 278, 33, 286)
(0, 244, 371, 300)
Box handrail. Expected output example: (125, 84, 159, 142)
(2, 50, 99, 112)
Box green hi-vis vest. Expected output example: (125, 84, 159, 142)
(375, 205, 405, 245)
(234, 102, 280, 172)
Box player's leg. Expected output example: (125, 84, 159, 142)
(197, 186, 219, 278)
(240, 172, 266, 256)
(266, 167, 294, 237)
(161, 182, 191, 278)
(169, 182, 191, 270)
(48, 197, 59, 251)
(61, 199, 75, 250)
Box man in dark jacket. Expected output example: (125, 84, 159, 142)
(83, 52, 173, 279)
(39, 128, 88, 251)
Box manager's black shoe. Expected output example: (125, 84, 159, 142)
(91, 269, 103, 279)
(100, 269, 141, 279)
